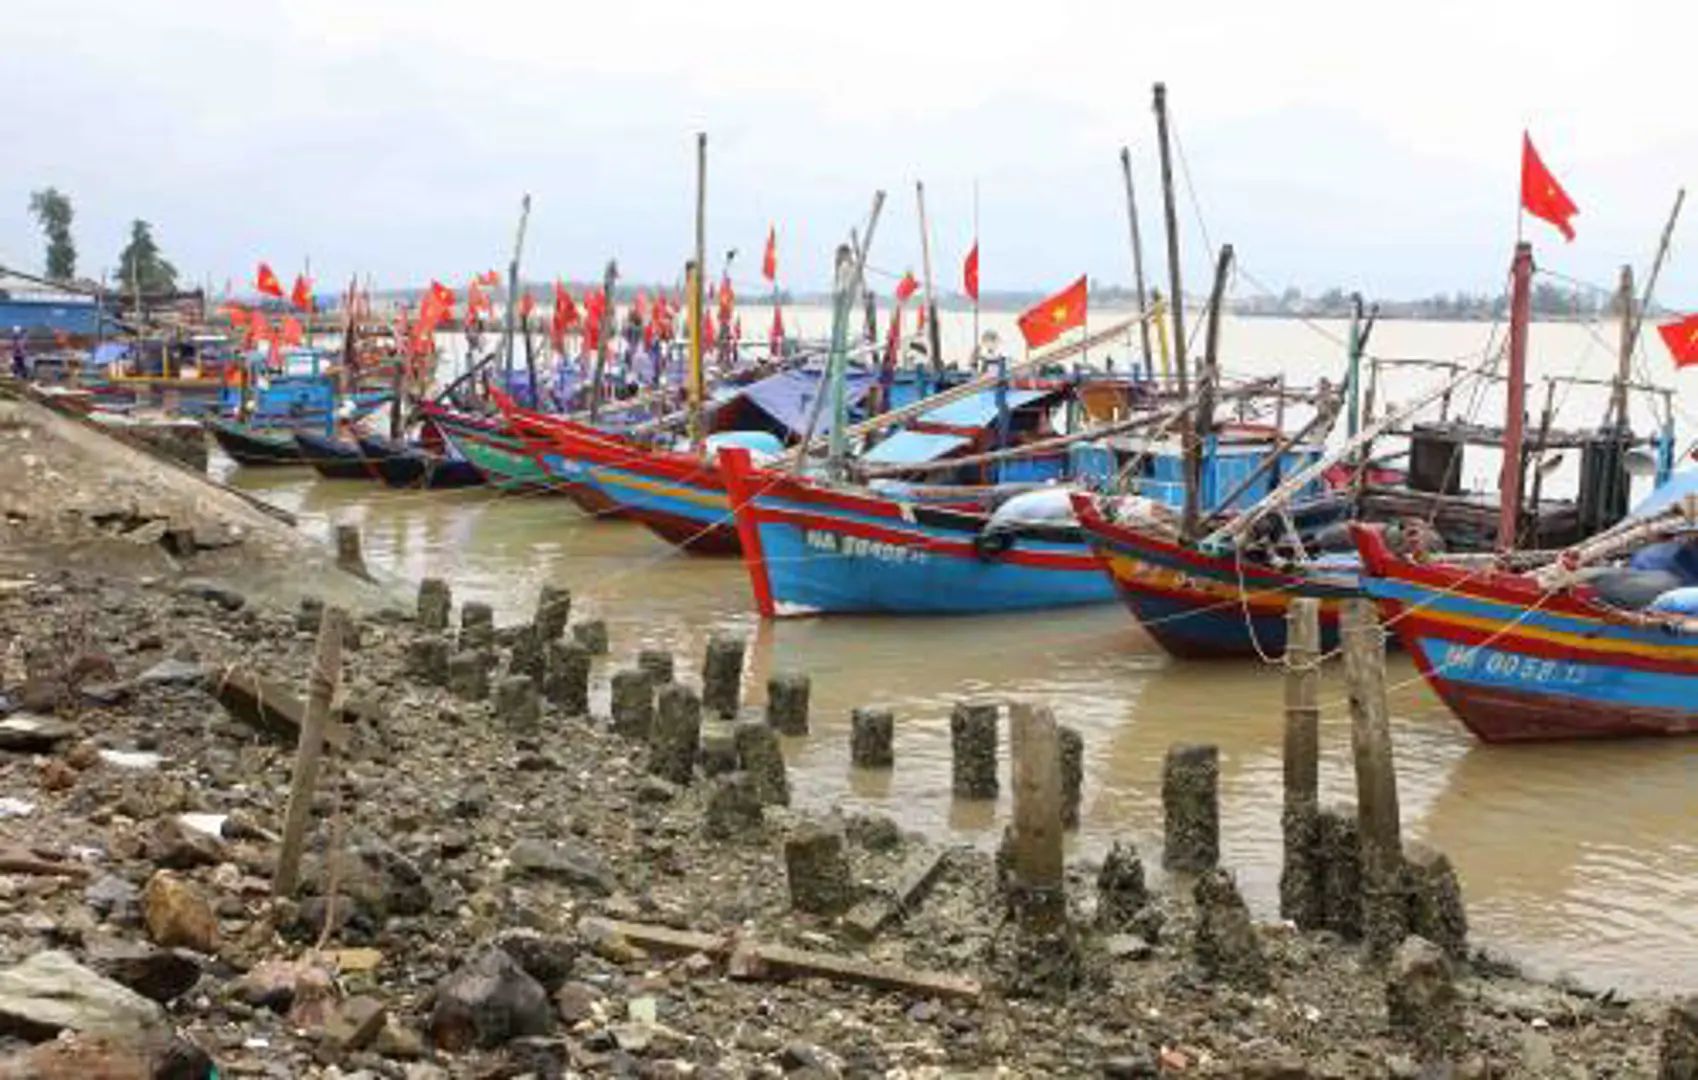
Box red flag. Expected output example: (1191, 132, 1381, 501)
(290, 274, 313, 312)
(895, 272, 918, 302)
(963, 243, 979, 302)
(762, 226, 777, 282)
(769, 305, 785, 356)
(634, 290, 650, 322)
(702, 310, 717, 350)
(224, 305, 250, 328)
(255, 263, 283, 298)
(1657, 314, 1698, 369)
(1017, 275, 1088, 349)
(478, 270, 501, 287)
(884, 304, 904, 369)
(520, 291, 536, 321)
(717, 276, 735, 319)
(916, 304, 927, 332)
(246, 312, 271, 351)
(1521, 133, 1578, 242)
(279, 316, 304, 348)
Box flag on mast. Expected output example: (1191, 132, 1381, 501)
(1521, 133, 1579, 242)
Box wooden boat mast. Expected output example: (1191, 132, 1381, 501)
(589, 259, 618, 421)
(1181, 244, 1233, 539)
(1609, 188, 1684, 430)
(1118, 146, 1156, 381)
(915, 181, 943, 373)
(689, 132, 709, 452)
(502, 194, 533, 407)
(1152, 83, 1188, 398)
(1497, 241, 1533, 552)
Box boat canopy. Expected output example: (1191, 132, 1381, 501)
(727, 367, 877, 437)
(916, 387, 1054, 428)
(1630, 468, 1698, 524)
(862, 430, 973, 465)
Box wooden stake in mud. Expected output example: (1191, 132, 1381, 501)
(1280, 597, 1323, 928)
(1341, 598, 1405, 961)
(1009, 703, 1066, 934)
(274, 605, 347, 898)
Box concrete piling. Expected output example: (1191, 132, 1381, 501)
(697, 722, 740, 777)
(849, 707, 894, 769)
(949, 702, 998, 799)
(508, 625, 545, 681)
(543, 641, 591, 717)
(609, 669, 655, 740)
(1009, 703, 1078, 994)
(572, 619, 609, 656)
(1316, 804, 1363, 940)
(1192, 869, 1270, 991)
(460, 602, 495, 653)
(733, 720, 789, 806)
(406, 635, 450, 687)
(1161, 743, 1219, 873)
(703, 772, 764, 841)
(650, 683, 702, 786)
(447, 651, 489, 702)
(417, 577, 453, 631)
(1386, 936, 1460, 1063)
(701, 634, 745, 719)
(1059, 724, 1083, 830)
(784, 826, 852, 916)
(1095, 840, 1148, 932)
(1281, 597, 1324, 930)
(1343, 598, 1408, 964)
(1402, 841, 1468, 961)
(637, 649, 675, 686)
(334, 523, 369, 579)
(494, 675, 540, 733)
(1660, 998, 1698, 1080)
(296, 595, 324, 633)
(765, 672, 811, 736)
(534, 585, 571, 641)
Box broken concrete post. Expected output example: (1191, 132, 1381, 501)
(572, 619, 608, 656)
(650, 684, 702, 786)
(609, 669, 655, 740)
(701, 634, 745, 719)
(733, 720, 789, 806)
(784, 827, 852, 916)
(460, 602, 495, 653)
(637, 649, 675, 686)
(698, 721, 739, 776)
(1343, 598, 1407, 964)
(295, 595, 324, 633)
(1161, 744, 1219, 873)
(508, 625, 545, 681)
(494, 675, 540, 733)
(1009, 703, 1079, 995)
(850, 707, 894, 769)
(1659, 998, 1698, 1080)
(1402, 841, 1468, 961)
(1386, 936, 1460, 1063)
(1317, 803, 1363, 940)
(1281, 596, 1324, 930)
(448, 652, 489, 702)
(949, 701, 998, 799)
(765, 672, 811, 735)
(417, 577, 453, 631)
(703, 772, 764, 841)
(1059, 724, 1083, 830)
(1192, 869, 1270, 991)
(1095, 841, 1149, 932)
(534, 585, 571, 641)
(334, 524, 368, 579)
(544, 641, 591, 717)
(405, 635, 450, 687)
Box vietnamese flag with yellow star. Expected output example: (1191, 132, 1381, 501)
(1017, 275, 1087, 349)
(1657, 314, 1698, 369)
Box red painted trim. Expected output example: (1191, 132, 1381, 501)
(718, 448, 776, 617)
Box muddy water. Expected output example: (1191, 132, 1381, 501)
(224, 313, 1698, 994)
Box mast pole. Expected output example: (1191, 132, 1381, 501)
(1613, 188, 1685, 428)
(827, 193, 887, 476)
(972, 179, 981, 367)
(1152, 83, 1188, 396)
(1119, 146, 1156, 380)
(503, 194, 533, 406)
(916, 180, 943, 372)
(1608, 263, 1635, 430)
(1498, 241, 1534, 552)
(689, 132, 708, 452)
(1345, 294, 1364, 439)
(589, 259, 618, 422)
(1181, 245, 1233, 540)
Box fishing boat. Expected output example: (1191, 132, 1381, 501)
(421, 403, 557, 493)
(1352, 507, 1698, 741)
(208, 418, 306, 467)
(294, 431, 376, 480)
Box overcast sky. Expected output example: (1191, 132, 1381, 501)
(1, 0, 1693, 307)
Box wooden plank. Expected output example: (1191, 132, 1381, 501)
(212, 667, 356, 752)
(842, 848, 948, 941)
(579, 916, 981, 1002)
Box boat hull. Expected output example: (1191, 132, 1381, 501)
(1072, 494, 1358, 659)
(720, 448, 1115, 616)
(357, 435, 429, 487)
(208, 420, 306, 467)
(425, 406, 556, 492)
(502, 408, 736, 553)
(294, 432, 376, 480)
(1355, 525, 1698, 742)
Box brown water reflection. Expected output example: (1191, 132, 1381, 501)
(222, 456, 1698, 994)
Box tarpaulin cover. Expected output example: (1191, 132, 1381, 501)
(916, 387, 1053, 428)
(862, 430, 972, 465)
(730, 367, 876, 437)
(1631, 468, 1698, 523)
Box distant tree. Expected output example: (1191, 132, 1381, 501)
(114, 220, 178, 295)
(27, 187, 76, 280)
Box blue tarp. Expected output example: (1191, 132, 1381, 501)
(1630, 469, 1698, 522)
(916, 388, 1052, 428)
(731, 367, 876, 436)
(863, 430, 973, 465)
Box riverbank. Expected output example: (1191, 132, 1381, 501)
(0, 413, 1691, 1077)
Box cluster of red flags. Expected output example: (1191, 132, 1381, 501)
(255, 262, 314, 312)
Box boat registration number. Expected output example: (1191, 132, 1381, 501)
(1436, 644, 1589, 686)
(802, 529, 927, 564)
